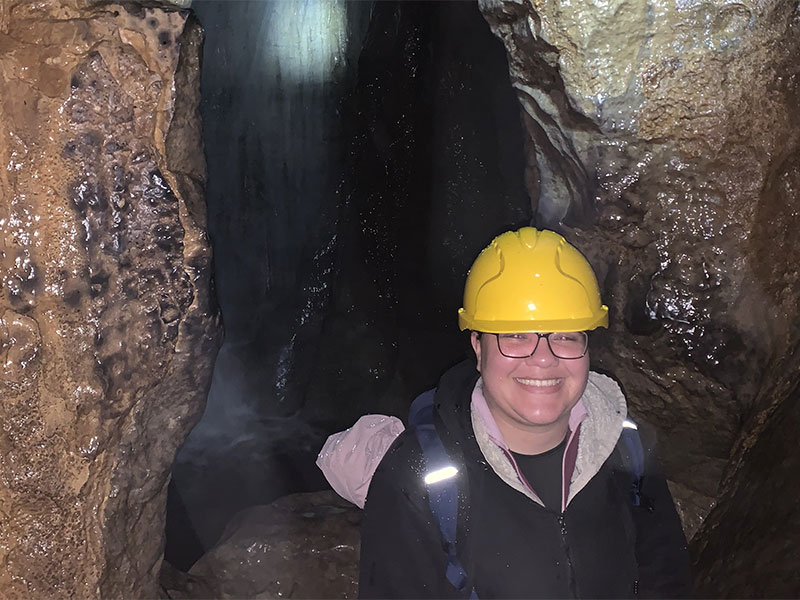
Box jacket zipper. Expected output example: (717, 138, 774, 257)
(557, 513, 578, 598)
(499, 446, 577, 597)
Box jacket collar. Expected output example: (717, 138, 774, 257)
(470, 371, 627, 509)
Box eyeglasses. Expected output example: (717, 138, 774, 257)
(493, 331, 588, 360)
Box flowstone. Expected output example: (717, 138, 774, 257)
(479, 0, 800, 590)
(0, 1, 220, 597)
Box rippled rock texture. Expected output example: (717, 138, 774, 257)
(479, 0, 800, 589)
(0, 1, 220, 597)
(162, 491, 361, 599)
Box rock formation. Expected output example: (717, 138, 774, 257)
(163, 491, 361, 599)
(0, 1, 220, 597)
(479, 0, 800, 591)
(690, 383, 800, 597)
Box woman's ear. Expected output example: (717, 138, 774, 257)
(470, 331, 482, 372)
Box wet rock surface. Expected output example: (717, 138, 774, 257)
(0, 1, 220, 597)
(480, 0, 800, 588)
(691, 383, 800, 598)
(162, 491, 361, 599)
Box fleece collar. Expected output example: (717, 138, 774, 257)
(471, 371, 627, 509)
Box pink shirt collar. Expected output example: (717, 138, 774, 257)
(471, 377, 589, 512)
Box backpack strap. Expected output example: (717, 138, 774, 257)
(409, 389, 477, 597)
(619, 419, 653, 511)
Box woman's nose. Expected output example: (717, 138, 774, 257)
(526, 336, 559, 366)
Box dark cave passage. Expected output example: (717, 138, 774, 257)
(166, 0, 530, 571)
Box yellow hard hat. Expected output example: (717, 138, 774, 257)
(458, 227, 608, 333)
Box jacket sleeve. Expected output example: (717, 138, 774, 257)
(633, 433, 692, 598)
(358, 434, 463, 600)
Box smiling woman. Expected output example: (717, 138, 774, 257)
(321, 227, 691, 599)
(470, 326, 591, 454)
(458, 228, 603, 451)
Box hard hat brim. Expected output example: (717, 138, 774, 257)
(458, 307, 609, 333)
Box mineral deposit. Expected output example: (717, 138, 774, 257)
(0, 1, 220, 597)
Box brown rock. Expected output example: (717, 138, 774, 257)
(0, 1, 220, 597)
(691, 384, 800, 597)
(182, 491, 361, 599)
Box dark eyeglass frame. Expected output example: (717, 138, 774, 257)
(490, 331, 589, 360)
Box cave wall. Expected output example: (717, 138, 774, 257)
(691, 384, 800, 597)
(0, 1, 220, 596)
(479, 0, 800, 591)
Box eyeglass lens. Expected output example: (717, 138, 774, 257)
(496, 332, 587, 359)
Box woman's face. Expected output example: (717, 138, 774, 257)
(471, 331, 590, 439)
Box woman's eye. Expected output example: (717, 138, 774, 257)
(552, 333, 582, 343)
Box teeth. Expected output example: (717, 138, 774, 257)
(516, 378, 562, 387)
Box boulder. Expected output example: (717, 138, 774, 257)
(177, 491, 361, 599)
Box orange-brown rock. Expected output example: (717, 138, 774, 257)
(0, 1, 220, 597)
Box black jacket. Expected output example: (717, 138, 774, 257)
(359, 359, 691, 599)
